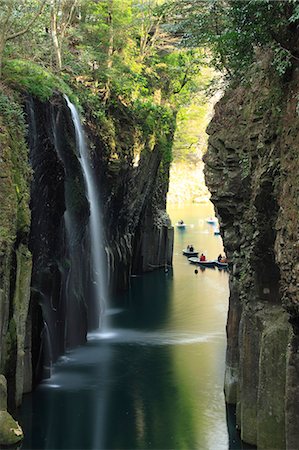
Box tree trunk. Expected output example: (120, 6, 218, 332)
(0, 37, 6, 78)
(51, 2, 62, 71)
(103, 0, 114, 104)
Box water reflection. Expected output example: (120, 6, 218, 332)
(19, 203, 233, 450)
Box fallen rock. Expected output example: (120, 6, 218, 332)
(0, 410, 23, 446)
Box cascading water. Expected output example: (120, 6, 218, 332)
(64, 95, 108, 329)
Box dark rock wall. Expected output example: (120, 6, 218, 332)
(25, 95, 91, 384)
(0, 92, 32, 411)
(204, 57, 299, 448)
(86, 103, 174, 294)
(0, 90, 174, 417)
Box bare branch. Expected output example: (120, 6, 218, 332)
(60, 0, 78, 41)
(6, 0, 47, 41)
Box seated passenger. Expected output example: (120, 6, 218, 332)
(189, 245, 194, 252)
(217, 254, 222, 262)
(200, 253, 206, 261)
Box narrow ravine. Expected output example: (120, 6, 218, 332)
(18, 203, 235, 450)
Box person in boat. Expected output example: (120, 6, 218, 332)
(217, 254, 222, 262)
(220, 256, 227, 263)
(178, 219, 184, 225)
(200, 253, 206, 261)
(189, 245, 194, 252)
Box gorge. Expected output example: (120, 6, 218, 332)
(1, 2, 299, 449)
(0, 88, 174, 445)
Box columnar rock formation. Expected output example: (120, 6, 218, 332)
(0, 93, 32, 411)
(0, 90, 173, 443)
(85, 100, 174, 292)
(204, 55, 299, 448)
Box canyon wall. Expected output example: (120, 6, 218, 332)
(204, 56, 299, 449)
(0, 89, 173, 440)
(85, 99, 174, 292)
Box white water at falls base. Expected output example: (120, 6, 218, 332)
(64, 95, 109, 328)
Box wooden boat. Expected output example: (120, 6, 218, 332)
(188, 257, 216, 268)
(182, 249, 199, 257)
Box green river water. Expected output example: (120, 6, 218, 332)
(18, 203, 248, 450)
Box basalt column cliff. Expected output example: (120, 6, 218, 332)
(204, 55, 299, 449)
(0, 90, 174, 445)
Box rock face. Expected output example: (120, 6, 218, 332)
(85, 100, 174, 293)
(0, 90, 174, 416)
(25, 93, 174, 382)
(0, 375, 23, 446)
(0, 91, 32, 416)
(204, 56, 299, 448)
(25, 95, 92, 383)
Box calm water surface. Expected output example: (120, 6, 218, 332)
(19, 203, 235, 450)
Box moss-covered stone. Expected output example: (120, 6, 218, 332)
(0, 411, 23, 446)
(257, 310, 290, 449)
(0, 375, 7, 411)
(0, 87, 32, 409)
(12, 245, 32, 406)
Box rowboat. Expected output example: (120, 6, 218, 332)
(176, 222, 186, 229)
(206, 217, 217, 225)
(188, 257, 216, 268)
(214, 260, 228, 269)
(183, 249, 199, 257)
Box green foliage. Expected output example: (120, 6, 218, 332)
(0, 88, 31, 241)
(169, 0, 299, 78)
(172, 67, 215, 163)
(0, 0, 221, 171)
(133, 99, 176, 160)
(3, 59, 74, 101)
(0, 90, 26, 133)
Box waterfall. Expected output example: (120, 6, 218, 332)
(64, 95, 108, 328)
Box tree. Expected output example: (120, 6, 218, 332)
(168, 0, 299, 79)
(50, 0, 79, 71)
(0, 0, 46, 77)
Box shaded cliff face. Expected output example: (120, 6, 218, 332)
(0, 90, 32, 411)
(0, 90, 174, 417)
(204, 57, 299, 448)
(26, 95, 94, 384)
(85, 101, 174, 294)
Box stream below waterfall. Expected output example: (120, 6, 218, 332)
(18, 203, 248, 450)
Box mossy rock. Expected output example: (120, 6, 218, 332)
(0, 411, 23, 445)
(0, 375, 7, 411)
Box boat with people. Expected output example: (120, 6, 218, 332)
(215, 254, 228, 269)
(214, 260, 228, 269)
(176, 219, 186, 229)
(183, 248, 199, 257)
(188, 257, 216, 268)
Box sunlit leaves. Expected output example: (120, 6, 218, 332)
(168, 0, 299, 78)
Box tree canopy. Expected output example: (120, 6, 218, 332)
(1, 0, 298, 168)
(2, 1, 297, 105)
(168, 0, 299, 78)
(1, 1, 210, 111)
